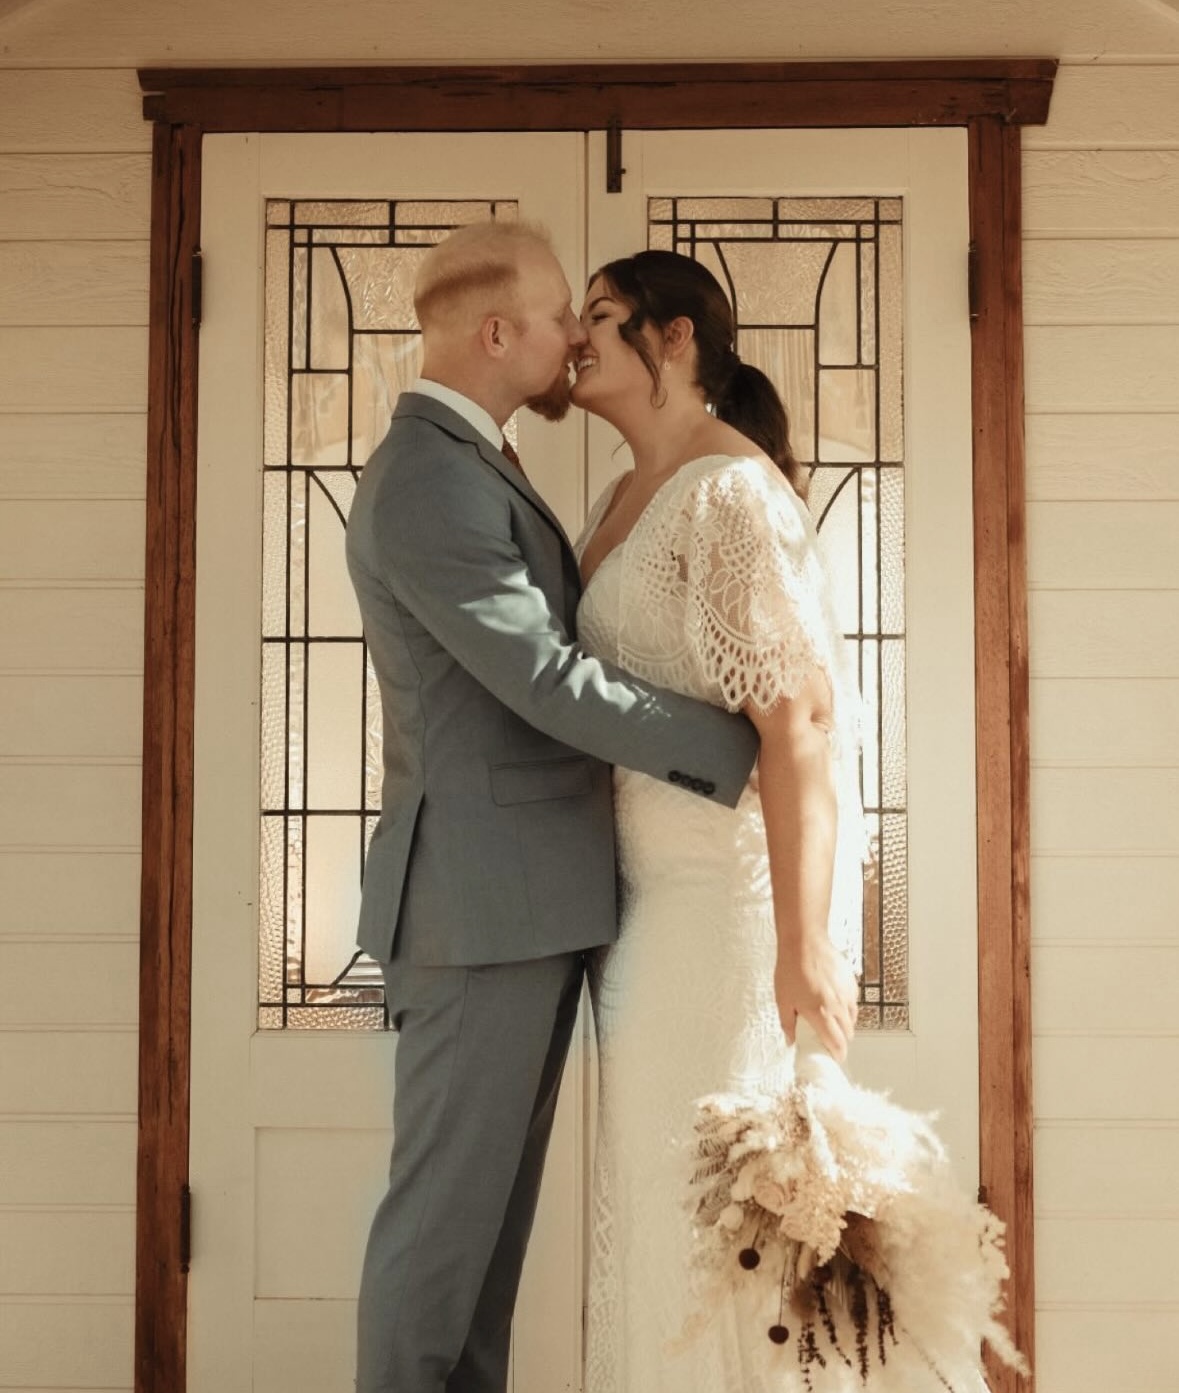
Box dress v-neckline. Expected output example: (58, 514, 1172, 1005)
(578, 452, 747, 591)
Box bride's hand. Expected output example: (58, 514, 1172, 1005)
(774, 938, 858, 1062)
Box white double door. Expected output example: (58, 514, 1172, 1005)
(190, 128, 975, 1392)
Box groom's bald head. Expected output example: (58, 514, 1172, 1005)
(414, 221, 556, 334)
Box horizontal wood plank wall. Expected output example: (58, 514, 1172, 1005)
(4, 41, 1177, 1393)
(1022, 61, 1179, 1393)
(0, 65, 148, 1393)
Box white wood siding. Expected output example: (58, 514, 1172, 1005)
(1, 4, 1177, 1388)
(0, 59, 146, 1393)
(1025, 57, 1179, 1393)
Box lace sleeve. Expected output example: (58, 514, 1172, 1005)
(679, 459, 841, 715)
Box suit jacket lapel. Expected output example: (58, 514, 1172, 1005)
(393, 392, 572, 548)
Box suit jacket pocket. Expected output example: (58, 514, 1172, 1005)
(489, 756, 594, 806)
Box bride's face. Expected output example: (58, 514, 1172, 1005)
(571, 277, 661, 415)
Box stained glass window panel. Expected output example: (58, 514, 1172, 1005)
(259, 199, 519, 1030)
(651, 197, 908, 1029)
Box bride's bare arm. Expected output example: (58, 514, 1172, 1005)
(748, 673, 858, 1062)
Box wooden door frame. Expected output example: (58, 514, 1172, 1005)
(135, 60, 1055, 1393)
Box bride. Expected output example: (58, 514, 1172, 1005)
(571, 249, 864, 1392)
(571, 251, 1011, 1393)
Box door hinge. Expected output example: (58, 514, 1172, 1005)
(191, 249, 204, 328)
(180, 1183, 192, 1272)
(606, 119, 626, 194)
(967, 241, 979, 322)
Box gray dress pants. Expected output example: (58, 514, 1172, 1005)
(356, 951, 584, 1393)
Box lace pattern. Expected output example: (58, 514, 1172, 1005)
(576, 456, 875, 1393)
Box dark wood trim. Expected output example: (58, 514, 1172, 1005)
(138, 60, 1056, 131)
(136, 63, 1049, 1393)
(968, 116, 1035, 1391)
(136, 119, 201, 1393)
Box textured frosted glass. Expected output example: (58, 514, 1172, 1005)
(881, 468, 905, 632)
(291, 373, 351, 469)
(398, 200, 509, 227)
(312, 227, 386, 245)
(650, 192, 909, 1030)
(818, 368, 876, 463)
(859, 241, 877, 366)
(314, 467, 357, 517)
(288, 475, 306, 639)
(261, 645, 286, 810)
(879, 224, 904, 461)
(308, 480, 362, 637)
(812, 469, 859, 636)
(262, 472, 288, 638)
(882, 813, 908, 1005)
(285, 817, 304, 983)
(295, 200, 388, 226)
(309, 248, 350, 371)
(778, 222, 858, 241)
(304, 815, 365, 985)
(365, 657, 382, 812)
(259, 816, 285, 1007)
(264, 232, 290, 467)
(724, 242, 830, 324)
(262, 199, 523, 1028)
(286, 644, 305, 809)
(285, 1006, 387, 1029)
(883, 639, 907, 808)
(737, 329, 815, 463)
(675, 197, 774, 221)
(338, 334, 419, 466)
(648, 223, 673, 251)
(860, 468, 879, 641)
(291, 247, 308, 371)
(339, 247, 428, 331)
(817, 241, 858, 366)
(306, 643, 363, 810)
(779, 197, 877, 221)
(859, 639, 881, 811)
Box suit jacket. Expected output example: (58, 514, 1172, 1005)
(345, 392, 759, 966)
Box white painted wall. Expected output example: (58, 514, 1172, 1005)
(0, 2, 1176, 1390)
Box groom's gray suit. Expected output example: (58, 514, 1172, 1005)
(346, 390, 757, 1393)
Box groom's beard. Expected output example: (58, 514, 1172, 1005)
(525, 365, 573, 422)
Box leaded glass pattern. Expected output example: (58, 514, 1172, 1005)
(258, 194, 907, 1032)
(259, 200, 518, 1030)
(649, 197, 908, 1029)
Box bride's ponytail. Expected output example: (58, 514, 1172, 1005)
(589, 250, 808, 502)
(713, 355, 807, 501)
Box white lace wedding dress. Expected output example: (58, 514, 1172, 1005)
(576, 454, 868, 1393)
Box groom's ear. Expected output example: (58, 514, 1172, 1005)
(480, 314, 510, 359)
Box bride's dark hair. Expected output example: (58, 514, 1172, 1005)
(588, 250, 807, 499)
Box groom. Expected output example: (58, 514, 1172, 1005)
(346, 220, 757, 1393)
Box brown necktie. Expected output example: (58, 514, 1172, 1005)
(500, 438, 525, 476)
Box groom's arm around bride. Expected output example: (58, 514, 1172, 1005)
(347, 220, 757, 1393)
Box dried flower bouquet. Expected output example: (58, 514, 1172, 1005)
(684, 1044, 1027, 1391)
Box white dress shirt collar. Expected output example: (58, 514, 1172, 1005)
(411, 378, 504, 453)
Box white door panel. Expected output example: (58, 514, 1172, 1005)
(192, 126, 977, 1393)
(192, 132, 588, 1393)
(586, 128, 978, 1176)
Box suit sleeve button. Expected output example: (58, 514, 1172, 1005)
(703, 780, 716, 795)
(669, 770, 682, 784)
